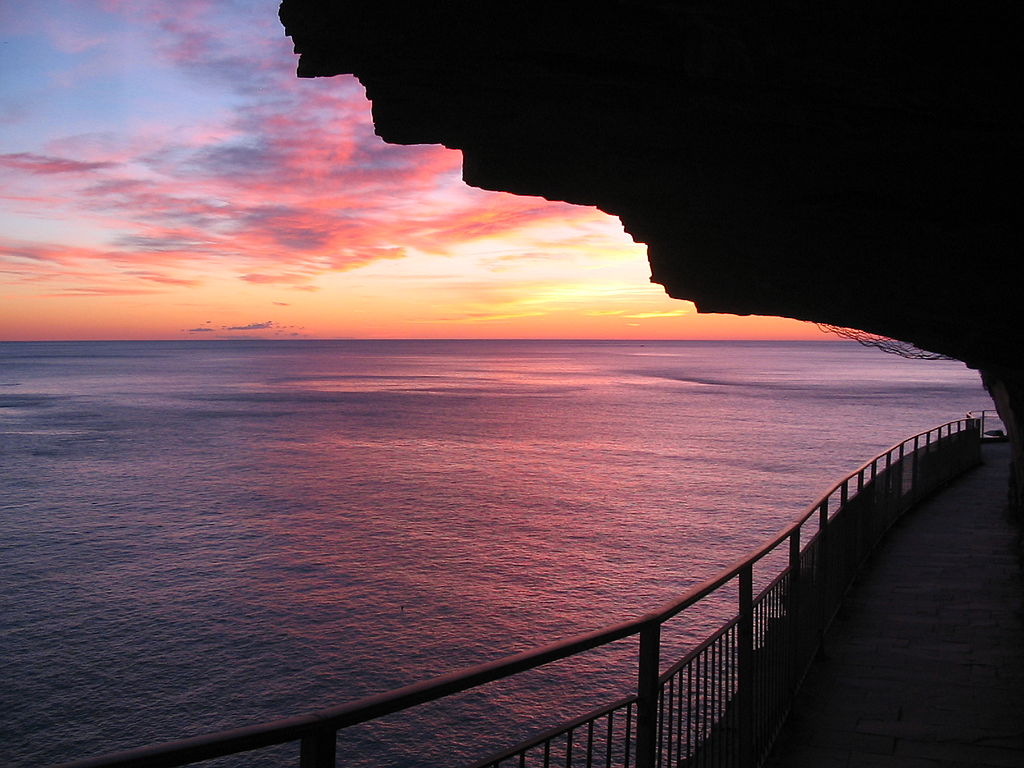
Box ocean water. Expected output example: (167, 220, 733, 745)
(0, 340, 993, 767)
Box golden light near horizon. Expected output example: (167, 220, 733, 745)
(0, 1, 822, 342)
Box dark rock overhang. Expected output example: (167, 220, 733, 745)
(279, 0, 1021, 373)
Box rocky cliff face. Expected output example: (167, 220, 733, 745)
(279, 0, 1022, 512)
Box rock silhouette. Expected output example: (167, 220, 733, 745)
(279, 0, 1023, 514)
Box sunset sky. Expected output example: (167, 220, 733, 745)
(0, 1, 822, 341)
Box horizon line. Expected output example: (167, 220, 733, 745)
(0, 336, 852, 343)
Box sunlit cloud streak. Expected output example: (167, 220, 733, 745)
(191, 320, 307, 339)
(626, 310, 694, 319)
(0, 153, 118, 174)
(226, 321, 275, 331)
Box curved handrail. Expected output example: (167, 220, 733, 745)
(648, 416, 976, 625)
(52, 417, 983, 768)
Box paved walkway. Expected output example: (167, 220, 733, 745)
(766, 442, 1024, 768)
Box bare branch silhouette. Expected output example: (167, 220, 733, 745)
(815, 324, 952, 360)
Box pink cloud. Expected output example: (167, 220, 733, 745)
(122, 270, 201, 287)
(225, 320, 275, 330)
(239, 272, 314, 286)
(42, 286, 166, 297)
(0, 153, 117, 174)
(2, 3, 620, 302)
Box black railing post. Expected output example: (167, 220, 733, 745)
(839, 479, 850, 579)
(817, 498, 829, 629)
(738, 564, 754, 766)
(788, 528, 801, 693)
(300, 730, 336, 768)
(925, 430, 932, 490)
(883, 452, 893, 524)
(911, 435, 920, 504)
(945, 423, 955, 481)
(635, 621, 661, 768)
(896, 443, 906, 512)
(856, 469, 866, 565)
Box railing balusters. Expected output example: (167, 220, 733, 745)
(689, 645, 697, 763)
(664, 673, 673, 767)
(671, 675, 678, 766)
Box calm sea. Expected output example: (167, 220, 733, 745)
(0, 340, 993, 768)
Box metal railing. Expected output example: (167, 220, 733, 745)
(53, 419, 983, 768)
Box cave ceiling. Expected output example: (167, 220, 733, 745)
(279, 1, 1021, 371)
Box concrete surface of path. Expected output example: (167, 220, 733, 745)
(766, 442, 1024, 768)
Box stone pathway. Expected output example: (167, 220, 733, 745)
(765, 442, 1024, 768)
